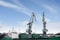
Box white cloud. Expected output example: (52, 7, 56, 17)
(0, 20, 60, 34)
(17, 21, 28, 33)
(18, 21, 60, 34)
(12, 0, 33, 16)
(47, 22, 60, 33)
(0, 1, 20, 9)
(31, 0, 58, 14)
(0, 24, 11, 33)
(43, 4, 57, 13)
(0, 0, 33, 16)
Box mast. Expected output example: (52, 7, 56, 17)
(42, 12, 48, 37)
(26, 12, 36, 38)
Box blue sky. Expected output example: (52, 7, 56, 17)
(0, 0, 60, 34)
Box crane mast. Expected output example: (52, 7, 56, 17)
(42, 12, 48, 38)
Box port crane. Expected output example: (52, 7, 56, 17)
(26, 12, 36, 38)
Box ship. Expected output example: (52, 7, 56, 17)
(0, 12, 60, 40)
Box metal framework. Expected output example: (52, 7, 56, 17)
(42, 12, 48, 38)
(26, 12, 36, 38)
